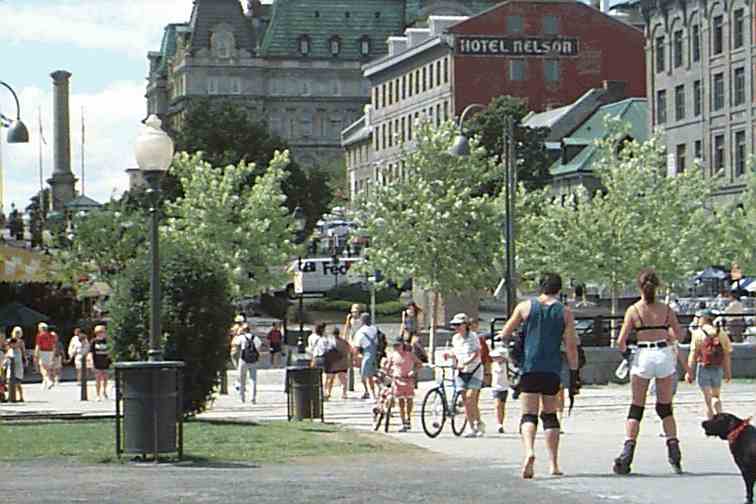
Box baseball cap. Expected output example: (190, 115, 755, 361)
(449, 313, 469, 326)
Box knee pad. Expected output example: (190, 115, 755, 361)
(520, 414, 539, 428)
(655, 402, 673, 419)
(540, 412, 560, 431)
(628, 404, 645, 421)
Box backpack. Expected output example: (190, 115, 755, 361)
(241, 335, 259, 364)
(699, 328, 724, 368)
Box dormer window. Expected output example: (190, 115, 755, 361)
(329, 36, 341, 56)
(210, 30, 235, 59)
(359, 36, 371, 57)
(299, 35, 311, 56)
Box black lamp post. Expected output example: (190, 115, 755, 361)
(134, 115, 175, 361)
(0, 81, 30, 143)
(450, 104, 518, 317)
(292, 206, 307, 355)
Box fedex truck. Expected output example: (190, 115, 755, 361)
(285, 257, 364, 297)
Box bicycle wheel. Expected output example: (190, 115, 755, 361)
(451, 390, 468, 437)
(384, 401, 392, 433)
(421, 387, 446, 438)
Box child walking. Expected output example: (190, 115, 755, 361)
(490, 347, 510, 433)
(385, 339, 422, 432)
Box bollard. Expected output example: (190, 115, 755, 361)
(7, 356, 17, 403)
(220, 365, 228, 395)
(80, 350, 88, 401)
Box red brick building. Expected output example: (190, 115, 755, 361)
(450, 0, 646, 113)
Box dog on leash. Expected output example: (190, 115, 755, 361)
(702, 413, 755, 504)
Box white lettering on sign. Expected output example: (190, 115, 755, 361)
(457, 37, 579, 56)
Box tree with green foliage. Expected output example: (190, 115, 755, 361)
(465, 96, 551, 192)
(358, 121, 501, 359)
(172, 98, 332, 231)
(166, 151, 300, 297)
(518, 118, 723, 337)
(706, 170, 756, 274)
(108, 240, 234, 416)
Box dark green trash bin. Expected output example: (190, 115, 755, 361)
(286, 367, 323, 421)
(115, 361, 184, 459)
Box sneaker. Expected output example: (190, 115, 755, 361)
(498, 426, 506, 434)
(464, 430, 478, 438)
(361, 392, 371, 400)
(476, 421, 486, 436)
(398, 425, 410, 433)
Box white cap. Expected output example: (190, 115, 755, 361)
(449, 313, 469, 325)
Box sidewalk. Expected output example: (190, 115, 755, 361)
(3, 373, 755, 504)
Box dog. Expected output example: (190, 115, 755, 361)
(702, 413, 756, 504)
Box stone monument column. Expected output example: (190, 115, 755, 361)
(48, 70, 77, 211)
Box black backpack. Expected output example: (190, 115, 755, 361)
(241, 335, 259, 364)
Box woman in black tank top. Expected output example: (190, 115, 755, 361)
(613, 268, 684, 476)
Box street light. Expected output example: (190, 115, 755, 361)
(0, 81, 30, 143)
(450, 104, 518, 317)
(292, 206, 308, 356)
(134, 114, 174, 361)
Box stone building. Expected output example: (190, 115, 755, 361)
(344, 0, 647, 201)
(644, 0, 752, 202)
(146, 0, 499, 169)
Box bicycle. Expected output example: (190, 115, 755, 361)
(420, 365, 468, 438)
(372, 370, 394, 433)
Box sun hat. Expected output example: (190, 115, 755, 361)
(700, 308, 716, 320)
(449, 313, 469, 326)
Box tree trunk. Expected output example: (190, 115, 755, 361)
(430, 289, 439, 364)
(610, 282, 618, 348)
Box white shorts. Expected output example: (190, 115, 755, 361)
(38, 351, 54, 368)
(630, 346, 676, 380)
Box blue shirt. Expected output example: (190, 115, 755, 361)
(522, 299, 565, 375)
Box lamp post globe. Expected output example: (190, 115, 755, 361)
(6, 120, 29, 144)
(135, 115, 174, 175)
(448, 134, 470, 157)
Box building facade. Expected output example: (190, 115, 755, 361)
(645, 0, 752, 201)
(344, 0, 647, 201)
(146, 0, 499, 169)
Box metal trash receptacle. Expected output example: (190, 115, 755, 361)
(286, 367, 323, 421)
(115, 361, 184, 459)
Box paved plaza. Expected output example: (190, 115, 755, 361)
(2, 372, 754, 503)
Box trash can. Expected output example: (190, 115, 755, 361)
(286, 366, 323, 421)
(115, 361, 184, 460)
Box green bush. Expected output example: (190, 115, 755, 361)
(325, 283, 400, 305)
(108, 241, 234, 416)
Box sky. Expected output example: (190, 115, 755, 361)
(0, 0, 193, 213)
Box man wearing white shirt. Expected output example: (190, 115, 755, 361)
(238, 325, 264, 404)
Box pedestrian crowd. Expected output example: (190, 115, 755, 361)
(0, 323, 112, 403)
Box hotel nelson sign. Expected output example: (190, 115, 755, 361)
(457, 37, 579, 56)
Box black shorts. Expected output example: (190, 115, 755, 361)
(519, 372, 560, 396)
(492, 389, 509, 402)
(270, 343, 282, 354)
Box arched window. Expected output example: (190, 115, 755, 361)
(211, 30, 235, 58)
(329, 36, 341, 56)
(359, 36, 371, 57)
(299, 35, 311, 56)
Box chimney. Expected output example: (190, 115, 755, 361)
(48, 70, 77, 212)
(387, 36, 408, 56)
(602, 80, 627, 102)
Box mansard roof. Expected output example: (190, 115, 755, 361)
(259, 0, 405, 60)
(188, 0, 256, 54)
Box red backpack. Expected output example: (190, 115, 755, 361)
(698, 328, 725, 368)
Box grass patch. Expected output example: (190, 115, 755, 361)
(0, 420, 416, 464)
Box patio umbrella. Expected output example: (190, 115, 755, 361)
(0, 302, 50, 327)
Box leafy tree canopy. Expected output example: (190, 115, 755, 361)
(465, 96, 552, 192)
(172, 98, 332, 231)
